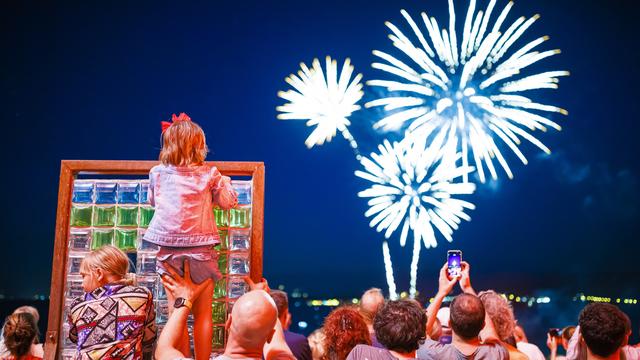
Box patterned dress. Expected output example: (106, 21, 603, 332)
(67, 283, 156, 360)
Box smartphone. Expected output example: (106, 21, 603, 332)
(548, 328, 561, 337)
(447, 250, 462, 279)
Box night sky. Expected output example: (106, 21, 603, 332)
(1, 0, 639, 307)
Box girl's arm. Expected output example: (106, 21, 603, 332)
(148, 171, 156, 207)
(210, 167, 238, 209)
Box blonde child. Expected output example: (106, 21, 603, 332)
(144, 113, 238, 359)
(68, 246, 156, 359)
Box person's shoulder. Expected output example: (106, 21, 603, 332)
(284, 330, 307, 342)
(348, 344, 390, 359)
(150, 164, 166, 173)
(477, 341, 509, 357)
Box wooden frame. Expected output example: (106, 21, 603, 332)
(44, 160, 265, 359)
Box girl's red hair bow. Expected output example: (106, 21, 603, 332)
(161, 112, 192, 133)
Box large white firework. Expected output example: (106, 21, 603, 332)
(366, 0, 569, 182)
(277, 56, 364, 151)
(355, 134, 475, 296)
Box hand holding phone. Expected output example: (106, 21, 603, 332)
(447, 250, 462, 280)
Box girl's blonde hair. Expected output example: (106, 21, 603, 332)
(160, 113, 208, 166)
(80, 245, 134, 285)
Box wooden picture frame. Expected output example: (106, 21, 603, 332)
(44, 160, 265, 359)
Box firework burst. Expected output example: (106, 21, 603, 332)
(366, 0, 569, 182)
(277, 56, 364, 152)
(355, 135, 475, 295)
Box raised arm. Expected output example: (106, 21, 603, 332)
(426, 263, 458, 335)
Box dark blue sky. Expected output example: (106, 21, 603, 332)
(1, 0, 639, 301)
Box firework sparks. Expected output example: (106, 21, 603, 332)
(277, 56, 364, 152)
(366, 0, 569, 182)
(355, 136, 475, 295)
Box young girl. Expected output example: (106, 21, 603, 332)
(67, 246, 156, 360)
(144, 113, 238, 359)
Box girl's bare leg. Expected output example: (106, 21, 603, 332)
(192, 280, 214, 360)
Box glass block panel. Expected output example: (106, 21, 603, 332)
(91, 229, 114, 249)
(138, 235, 159, 252)
(136, 275, 158, 296)
(228, 276, 248, 299)
(214, 278, 227, 299)
(61, 321, 75, 350)
(95, 182, 117, 204)
(229, 206, 251, 228)
(117, 182, 140, 204)
(156, 300, 169, 324)
(232, 180, 252, 205)
(67, 252, 86, 276)
(212, 301, 226, 324)
(117, 206, 139, 227)
(66, 276, 84, 298)
(136, 251, 157, 275)
(93, 205, 115, 227)
(115, 229, 137, 252)
(140, 181, 150, 204)
(139, 206, 154, 228)
(229, 229, 250, 251)
(157, 282, 167, 300)
(72, 181, 94, 204)
(69, 228, 91, 251)
(212, 326, 225, 349)
(70, 205, 93, 227)
(215, 230, 228, 251)
(214, 207, 229, 228)
(218, 253, 228, 275)
(229, 253, 249, 275)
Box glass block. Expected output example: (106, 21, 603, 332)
(157, 282, 167, 300)
(95, 182, 117, 204)
(70, 205, 93, 227)
(116, 229, 137, 252)
(93, 205, 115, 227)
(62, 348, 76, 359)
(117, 182, 140, 204)
(228, 276, 248, 299)
(68, 252, 86, 275)
(212, 301, 226, 324)
(137, 251, 157, 275)
(117, 206, 139, 227)
(212, 326, 225, 349)
(72, 181, 94, 204)
(229, 206, 251, 228)
(232, 180, 252, 205)
(138, 235, 159, 252)
(92, 229, 114, 249)
(229, 229, 250, 251)
(139, 206, 154, 228)
(218, 253, 228, 275)
(69, 228, 91, 251)
(136, 275, 158, 295)
(229, 253, 249, 275)
(214, 230, 228, 251)
(61, 321, 75, 350)
(66, 276, 84, 298)
(214, 207, 229, 228)
(156, 300, 169, 324)
(140, 181, 150, 204)
(214, 278, 227, 299)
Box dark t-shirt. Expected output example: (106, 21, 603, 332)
(417, 339, 509, 360)
(283, 330, 312, 360)
(347, 344, 424, 360)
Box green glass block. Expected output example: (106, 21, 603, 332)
(93, 206, 116, 227)
(229, 207, 251, 228)
(211, 301, 226, 324)
(212, 326, 225, 349)
(219, 230, 228, 250)
(213, 207, 228, 228)
(214, 278, 227, 299)
(92, 229, 114, 249)
(117, 206, 139, 227)
(70, 205, 93, 227)
(139, 206, 155, 228)
(218, 253, 228, 275)
(115, 229, 137, 252)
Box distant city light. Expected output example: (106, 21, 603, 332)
(298, 321, 308, 329)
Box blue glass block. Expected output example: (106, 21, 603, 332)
(229, 253, 249, 275)
(117, 182, 140, 204)
(140, 182, 151, 204)
(228, 276, 248, 299)
(232, 180, 252, 205)
(72, 181, 94, 203)
(95, 182, 117, 204)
